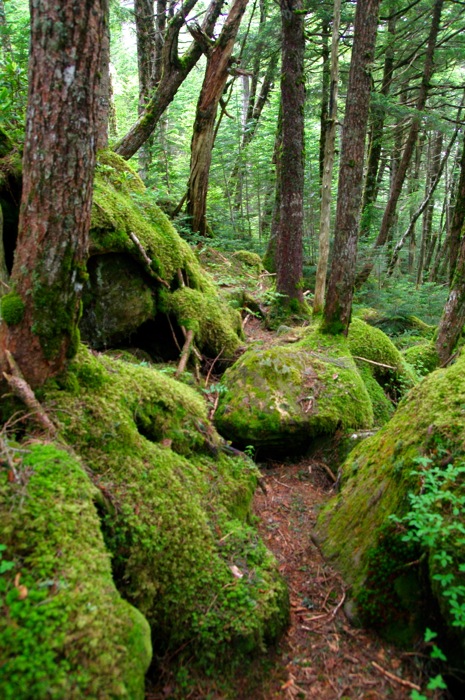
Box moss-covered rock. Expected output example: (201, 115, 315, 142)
(0, 443, 151, 699)
(165, 286, 243, 358)
(43, 347, 288, 666)
(80, 151, 242, 359)
(232, 250, 264, 273)
(402, 341, 440, 377)
(348, 318, 416, 405)
(215, 323, 374, 452)
(80, 254, 155, 348)
(355, 307, 435, 338)
(314, 352, 465, 654)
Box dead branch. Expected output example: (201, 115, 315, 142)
(129, 231, 170, 288)
(352, 355, 397, 370)
(175, 329, 194, 378)
(371, 662, 421, 691)
(3, 351, 57, 435)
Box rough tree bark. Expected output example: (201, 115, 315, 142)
(356, 0, 444, 287)
(114, 0, 225, 160)
(0, 0, 107, 388)
(274, 0, 306, 306)
(436, 233, 465, 365)
(186, 0, 249, 236)
(313, 0, 341, 315)
(449, 135, 465, 284)
(321, 0, 381, 335)
(359, 13, 396, 238)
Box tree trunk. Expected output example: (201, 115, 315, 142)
(359, 14, 396, 238)
(275, 0, 306, 305)
(387, 126, 459, 277)
(322, 0, 380, 335)
(416, 131, 443, 284)
(313, 0, 341, 315)
(436, 235, 465, 365)
(318, 15, 330, 185)
(449, 135, 465, 284)
(114, 0, 225, 160)
(356, 0, 444, 288)
(96, 7, 110, 150)
(186, 0, 249, 236)
(262, 104, 282, 274)
(134, 0, 157, 176)
(0, 0, 12, 56)
(0, 0, 107, 388)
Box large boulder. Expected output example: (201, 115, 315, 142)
(82, 151, 243, 360)
(0, 443, 151, 699)
(43, 347, 289, 665)
(215, 323, 374, 452)
(314, 351, 465, 660)
(215, 319, 414, 452)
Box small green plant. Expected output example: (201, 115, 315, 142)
(390, 454, 465, 629)
(410, 629, 448, 699)
(243, 445, 255, 459)
(0, 544, 14, 576)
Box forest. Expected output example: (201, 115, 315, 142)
(1, 0, 465, 698)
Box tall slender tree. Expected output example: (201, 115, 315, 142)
(275, 0, 306, 307)
(186, 0, 249, 236)
(322, 0, 381, 335)
(356, 0, 444, 287)
(313, 0, 341, 315)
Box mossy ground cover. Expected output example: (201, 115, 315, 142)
(0, 442, 151, 699)
(314, 351, 465, 653)
(43, 347, 288, 669)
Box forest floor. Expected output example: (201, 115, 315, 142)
(147, 316, 437, 700)
(250, 456, 429, 700)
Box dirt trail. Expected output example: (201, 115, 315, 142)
(253, 458, 428, 700)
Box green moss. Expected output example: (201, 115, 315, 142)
(0, 442, 151, 699)
(314, 352, 465, 647)
(0, 291, 25, 325)
(232, 250, 264, 273)
(402, 341, 439, 377)
(357, 364, 394, 425)
(42, 347, 288, 666)
(348, 317, 416, 403)
(216, 322, 373, 451)
(168, 287, 242, 358)
(354, 524, 423, 646)
(87, 153, 242, 358)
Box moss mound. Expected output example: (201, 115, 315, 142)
(215, 323, 374, 452)
(0, 443, 151, 699)
(314, 352, 465, 653)
(43, 347, 288, 665)
(81, 151, 242, 359)
(347, 318, 416, 407)
(402, 341, 440, 377)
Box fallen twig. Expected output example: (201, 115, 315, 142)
(129, 231, 170, 288)
(371, 661, 421, 691)
(175, 329, 194, 379)
(3, 351, 57, 435)
(352, 355, 397, 370)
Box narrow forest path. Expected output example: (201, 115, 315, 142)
(252, 457, 427, 699)
(147, 317, 435, 699)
